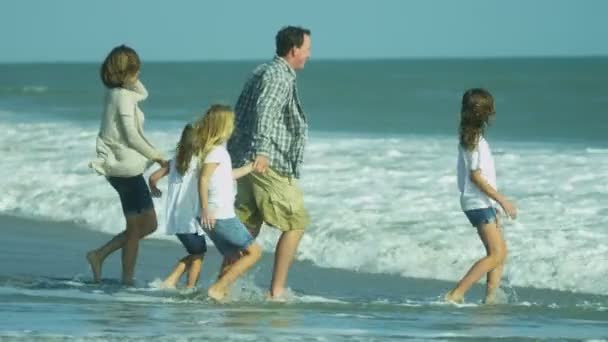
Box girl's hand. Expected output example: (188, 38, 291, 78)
(200, 208, 216, 230)
(253, 155, 269, 173)
(500, 199, 517, 219)
(244, 162, 254, 174)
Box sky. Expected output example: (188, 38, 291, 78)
(0, 0, 607, 62)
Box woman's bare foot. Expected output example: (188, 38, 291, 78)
(207, 284, 227, 302)
(444, 290, 464, 304)
(86, 251, 102, 283)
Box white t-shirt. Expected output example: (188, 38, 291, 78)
(165, 155, 203, 235)
(204, 145, 236, 219)
(457, 136, 498, 211)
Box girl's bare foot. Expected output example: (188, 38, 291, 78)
(207, 284, 226, 302)
(86, 251, 102, 283)
(444, 290, 464, 304)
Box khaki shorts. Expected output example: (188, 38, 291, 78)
(235, 168, 309, 232)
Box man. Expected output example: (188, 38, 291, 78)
(228, 26, 311, 299)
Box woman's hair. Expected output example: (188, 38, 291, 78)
(459, 88, 495, 150)
(195, 104, 235, 162)
(174, 123, 197, 176)
(100, 45, 141, 88)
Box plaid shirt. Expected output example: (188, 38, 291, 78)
(228, 56, 308, 178)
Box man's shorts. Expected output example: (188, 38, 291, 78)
(235, 168, 309, 232)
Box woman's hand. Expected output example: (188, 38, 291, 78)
(155, 159, 169, 168)
(149, 175, 162, 197)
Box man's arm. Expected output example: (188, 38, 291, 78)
(252, 74, 290, 172)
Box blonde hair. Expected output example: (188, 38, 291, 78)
(195, 104, 235, 162)
(174, 124, 197, 176)
(459, 88, 495, 151)
(100, 45, 140, 88)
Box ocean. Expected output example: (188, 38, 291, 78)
(0, 58, 607, 341)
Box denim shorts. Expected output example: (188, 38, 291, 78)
(176, 233, 207, 255)
(464, 207, 497, 227)
(107, 174, 154, 216)
(204, 217, 255, 257)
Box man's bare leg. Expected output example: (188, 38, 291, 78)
(269, 229, 304, 299)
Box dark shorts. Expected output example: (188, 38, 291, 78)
(107, 174, 154, 216)
(464, 207, 497, 227)
(176, 233, 207, 255)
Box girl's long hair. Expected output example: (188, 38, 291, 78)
(195, 104, 235, 162)
(174, 123, 197, 175)
(459, 88, 495, 150)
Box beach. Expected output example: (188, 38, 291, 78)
(1, 58, 607, 340)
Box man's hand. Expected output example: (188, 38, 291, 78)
(253, 155, 269, 173)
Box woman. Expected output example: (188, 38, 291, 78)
(87, 45, 167, 286)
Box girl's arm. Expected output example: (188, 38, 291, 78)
(148, 162, 170, 197)
(232, 162, 253, 180)
(199, 162, 219, 229)
(470, 170, 517, 219)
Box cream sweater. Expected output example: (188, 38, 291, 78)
(90, 80, 164, 177)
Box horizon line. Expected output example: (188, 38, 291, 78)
(1, 54, 607, 65)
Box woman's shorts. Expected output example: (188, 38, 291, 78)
(107, 174, 154, 216)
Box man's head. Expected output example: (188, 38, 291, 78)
(276, 26, 311, 70)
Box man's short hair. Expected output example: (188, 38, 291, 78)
(276, 26, 311, 57)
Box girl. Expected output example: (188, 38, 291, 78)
(150, 105, 261, 297)
(149, 123, 207, 289)
(87, 45, 167, 286)
(445, 88, 517, 304)
(196, 105, 262, 301)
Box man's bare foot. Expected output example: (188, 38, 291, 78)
(483, 289, 498, 304)
(266, 289, 288, 302)
(207, 284, 226, 302)
(444, 290, 464, 304)
(86, 251, 102, 283)
(122, 278, 135, 287)
(266, 294, 288, 302)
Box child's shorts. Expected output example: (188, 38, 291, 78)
(463, 207, 497, 227)
(176, 233, 207, 255)
(204, 217, 255, 257)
